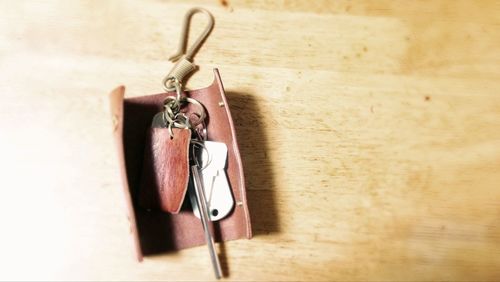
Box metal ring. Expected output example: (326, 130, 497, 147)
(163, 99, 178, 125)
(163, 96, 180, 112)
(174, 112, 191, 129)
(194, 121, 207, 141)
(163, 102, 197, 129)
(183, 97, 206, 126)
(162, 109, 174, 126)
(164, 110, 190, 129)
(162, 96, 206, 127)
(162, 76, 183, 95)
(166, 115, 190, 139)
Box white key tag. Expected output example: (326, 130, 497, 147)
(189, 141, 234, 221)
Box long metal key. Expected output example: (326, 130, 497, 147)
(191, 164, 223, 279)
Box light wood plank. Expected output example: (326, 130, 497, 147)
(0, 0, 499, 280)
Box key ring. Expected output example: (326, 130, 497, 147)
(163, 96, 206, 128)
(162, 77, 183, 101)
(165, 112, 191, 138)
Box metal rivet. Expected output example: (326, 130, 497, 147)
(236, 201, 243, 206)
(218, 101, 225, 107)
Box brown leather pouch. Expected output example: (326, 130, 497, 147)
(109, 69, 252, 259)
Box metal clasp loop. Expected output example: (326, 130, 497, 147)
(169, 7, 214, 62)
(162, 8, 214, 92)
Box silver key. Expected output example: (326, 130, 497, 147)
(189, 141, 234, 221)
(191, 165, 223, 279)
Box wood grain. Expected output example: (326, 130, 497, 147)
(0, 0, 499, 280)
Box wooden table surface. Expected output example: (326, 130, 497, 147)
(1, 0, 499, 280)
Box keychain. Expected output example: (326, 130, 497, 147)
(138, 8, 231, 279)
(109, 7, 251, 280)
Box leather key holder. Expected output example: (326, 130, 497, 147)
(138, 127, 191, 214)
(109, 69, 252, 259)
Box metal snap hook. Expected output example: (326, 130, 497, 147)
(162, 8, 214, 91)
(168, 7, 214, 62)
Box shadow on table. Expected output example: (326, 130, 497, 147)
(225, 91, 280, 236)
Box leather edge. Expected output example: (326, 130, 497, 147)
(109, 85, 144, 261)
(212, 69, 253, 239)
